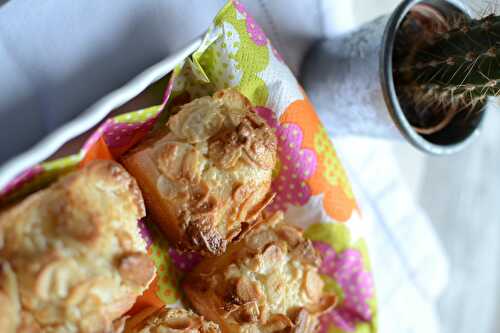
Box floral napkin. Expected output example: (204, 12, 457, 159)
(0, 2, 376, 332)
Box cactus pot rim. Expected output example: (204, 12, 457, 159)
(380, 0, 486, 155)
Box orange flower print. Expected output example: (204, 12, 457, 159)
(280, 98, 357, 222)
(255, 106, 317, 212)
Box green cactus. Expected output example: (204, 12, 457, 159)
(395, 11, 497, 133)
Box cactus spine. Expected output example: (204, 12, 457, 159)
(396, 13, 497, 133)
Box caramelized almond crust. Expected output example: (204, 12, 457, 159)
(124, 306, 220, 333)
(121, 89, 277, 255)
(183, 212, 337, 333)
(0, 160, 156, 333)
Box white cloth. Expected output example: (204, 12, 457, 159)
(335, 137, 448, 333)
(0, 1, 448, 332)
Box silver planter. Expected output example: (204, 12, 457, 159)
(301, 0, 486, 155)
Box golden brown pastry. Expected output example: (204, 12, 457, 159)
(0, 160, 156, 333)
(0, 261, 21, 332)
(124, 306, 220, 333)
(122, 89, 277, 255)
(182, 212, 337, 333)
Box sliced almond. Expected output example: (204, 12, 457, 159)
(266, 211, 284, 228)
(238, 188, 263, 222)
(168, 96, 224, 143)
(261, 243, 285, 265)
(181, 148, 202, 182)
(0, 261, 20, 332)
(262, 314, 293, 333)
(156, 142, 183, 180)
(264, 271, 285, 304)
(35, 258, 79, 300)
(238, 301, 260, 323)
(232, 183, 252, 204)
(246, 231, 276, 252)
(245, 192, 276, 223)
(276, 224, 303, 248)
(164, 316, 197, 330)
(243, 253, 264, 272)
(306, 294, 338, 315)
(243, 135, 276, 170)
(236, 277, 259, 303)
(290, 241, 321, 267)
(234, 209, 278, 243)
(209, 137, 243, 170)
(214, 89, 252, 117)
(302, 270, 324, 303)
(292, 308, 317, 333)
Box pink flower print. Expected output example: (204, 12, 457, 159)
(82, 119, 113, 153)
(314, 241, 374, 332)
(168, 248, 203, 272)
(1, 165, 43, 196)
(233, 0, 268, 46)
(255, 106, 278, 128)
(104, 117, 157, 148)
(232, 0, 246, 14)
(138, 219, 153, 248)
(254, 107, 317, 212)
(245, 15, 267, 46)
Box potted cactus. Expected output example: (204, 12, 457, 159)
(301, 0, 490, 154)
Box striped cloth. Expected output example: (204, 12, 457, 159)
(335, 137, 449, 333)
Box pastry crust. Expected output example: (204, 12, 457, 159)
(182, 212, 337, 333)
(124, 306, 220, 333)
(122, 89, 277, 255)
(0, 160, 156, 333)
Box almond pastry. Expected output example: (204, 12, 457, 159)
(122, 89, 277, 255)
(182, 212, 336, 333)
(0, 160, 155, 332)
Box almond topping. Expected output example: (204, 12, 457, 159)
(236, 277, 259, 303)
(276, 224, 303, 247)
(181, 148, 201, 182)
(261, 243, 285, 264)
(306, 294, 338, 315)
(246, 231, 276, 252)
(238, 301, 260, 323)
(303, 270, 323, 303)
(35, 259, 79, 300)
(262, 314, 293, 333)
(292, 308, 317, 333)
(168, 96, 224, 143)
(264, 271, 285, 303)
(232, 183, 252, 203)
(164, 317, 197, 330)
(290, 241, 321, 267)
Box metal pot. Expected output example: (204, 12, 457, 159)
(300, 0, 486, 155)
